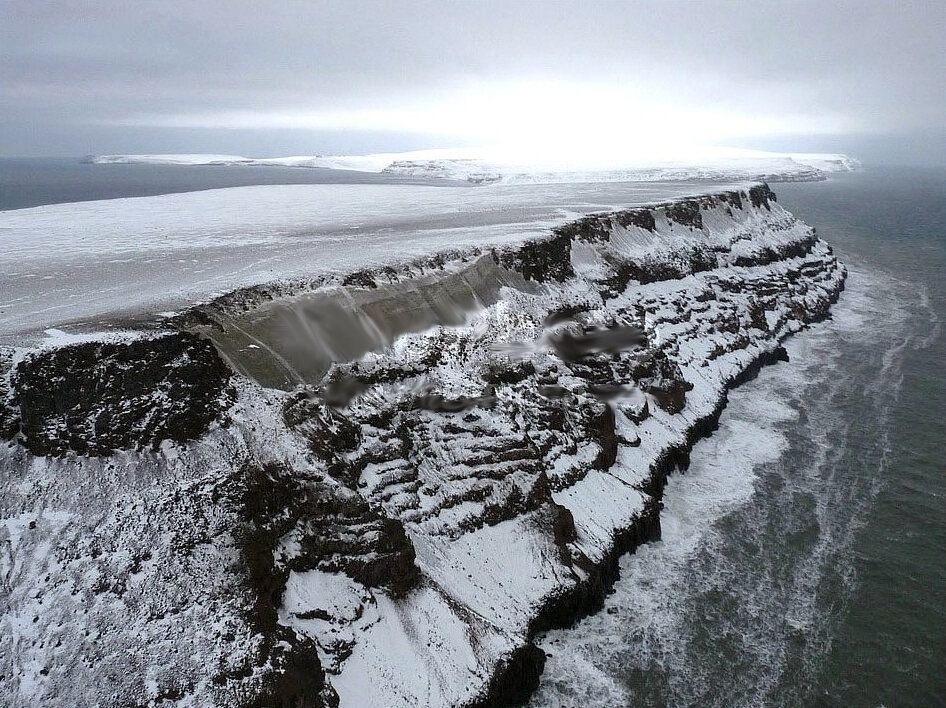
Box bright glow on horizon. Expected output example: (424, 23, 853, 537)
(115, 79, 856, 168)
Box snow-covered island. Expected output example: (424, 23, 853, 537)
(88, 148, 860, 184)
(1, 181, 846, 707)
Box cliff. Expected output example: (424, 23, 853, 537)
(0, 184, 845, 707)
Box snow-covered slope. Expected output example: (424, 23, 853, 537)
(377, 152, 860, 185)
(88, 153, 250, 166)
(0, 185, 846, 707)
(90, 148, 861, 184)
(0, 180, 740, 345)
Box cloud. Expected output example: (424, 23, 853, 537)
(2, 0, 944, 156)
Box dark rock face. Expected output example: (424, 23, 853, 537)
(749, 183, 776, 209)
(284, 394, 363, 484)
(614, 208, 657, 232)
(554, 215, 612, 243)
(603, 243, 720, 292)
(292, 484, 419, 595)
(273, 402, 423, 594)
(13, 332, 233, 456)
(664, 199, 704, 229)
(239, 462, 420, 599)
(619, 393, 650, 424)
(637, 353, 694, 413)
(482, 359, 536, 386)
(585, 400, 618, 469)
(719, 190, 744, 210)
(341, 269, 379, 289)
(476, 644, 546, 708)
(496, 231, 575, 282)
(197, 462, 340, 708)
(733, 233, 817, 267)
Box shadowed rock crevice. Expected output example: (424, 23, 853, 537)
(243, 461, 421, 597)
(210, 462, 341, 708)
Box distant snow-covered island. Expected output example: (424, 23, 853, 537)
(88, 147, 860, 185)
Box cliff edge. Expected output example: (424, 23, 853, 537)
(0, 184, 845, 707)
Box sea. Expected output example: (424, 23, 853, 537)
(533, 167, 946, 707)
(0, 157, 451, 211)
(2, 159, 942, 707)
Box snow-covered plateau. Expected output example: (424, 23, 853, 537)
(89, 148, 860, 185)
(0, 184, 846, 707)
(0, 180, 740, 345)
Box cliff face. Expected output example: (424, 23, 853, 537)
(13, 332, 234, 456)
(0, 184, 845, 707)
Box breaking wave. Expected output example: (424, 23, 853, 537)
(532, 261, 917, 707)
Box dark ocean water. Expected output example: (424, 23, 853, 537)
(776, 169, 945, 707)
(0, 157, 451, 211)
(534, 167, 945, 707)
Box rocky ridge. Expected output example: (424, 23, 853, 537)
(0, 184, 845, 707)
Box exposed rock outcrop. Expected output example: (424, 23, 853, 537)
(12, 332, 233, 456)
(1, 184, 846, 708)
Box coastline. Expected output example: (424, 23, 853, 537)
(0, 184, 847, 707)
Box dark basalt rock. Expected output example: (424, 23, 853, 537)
(585, 401, 618, 470)
(341, 269, 379, 289)
(477, 495, 664, 708)
(284, 392, 384, 486)
(233, 463, 339, 708)
(664, 199, 704, 229)
(614, 208, 657, 232)
(476, 644, 547, 708)
(549, 499, 578, 549)
(278, 401, 422, 593)
(749, 183, 776, 210)
(241, 461, 420, 598)
(12, 332, 234, 456)
(747, 298, 772, 332)
(733, 233, 817, 267)
(619, 394, 650, 424)
(602, 244, 719, 294)
(496, 231, 575, 283)
(482, 359, 536, 386)
(554, 214, 612, 243)
(636, 353, 693, 414)
(287, 486, 420, 596)
(718, 190, 744, 210)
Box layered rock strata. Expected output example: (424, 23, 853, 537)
(0, 184, 845, 707)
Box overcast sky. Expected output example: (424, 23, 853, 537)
(2, 0, 944, 162)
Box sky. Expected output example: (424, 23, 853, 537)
(2, 0, 945, 163)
